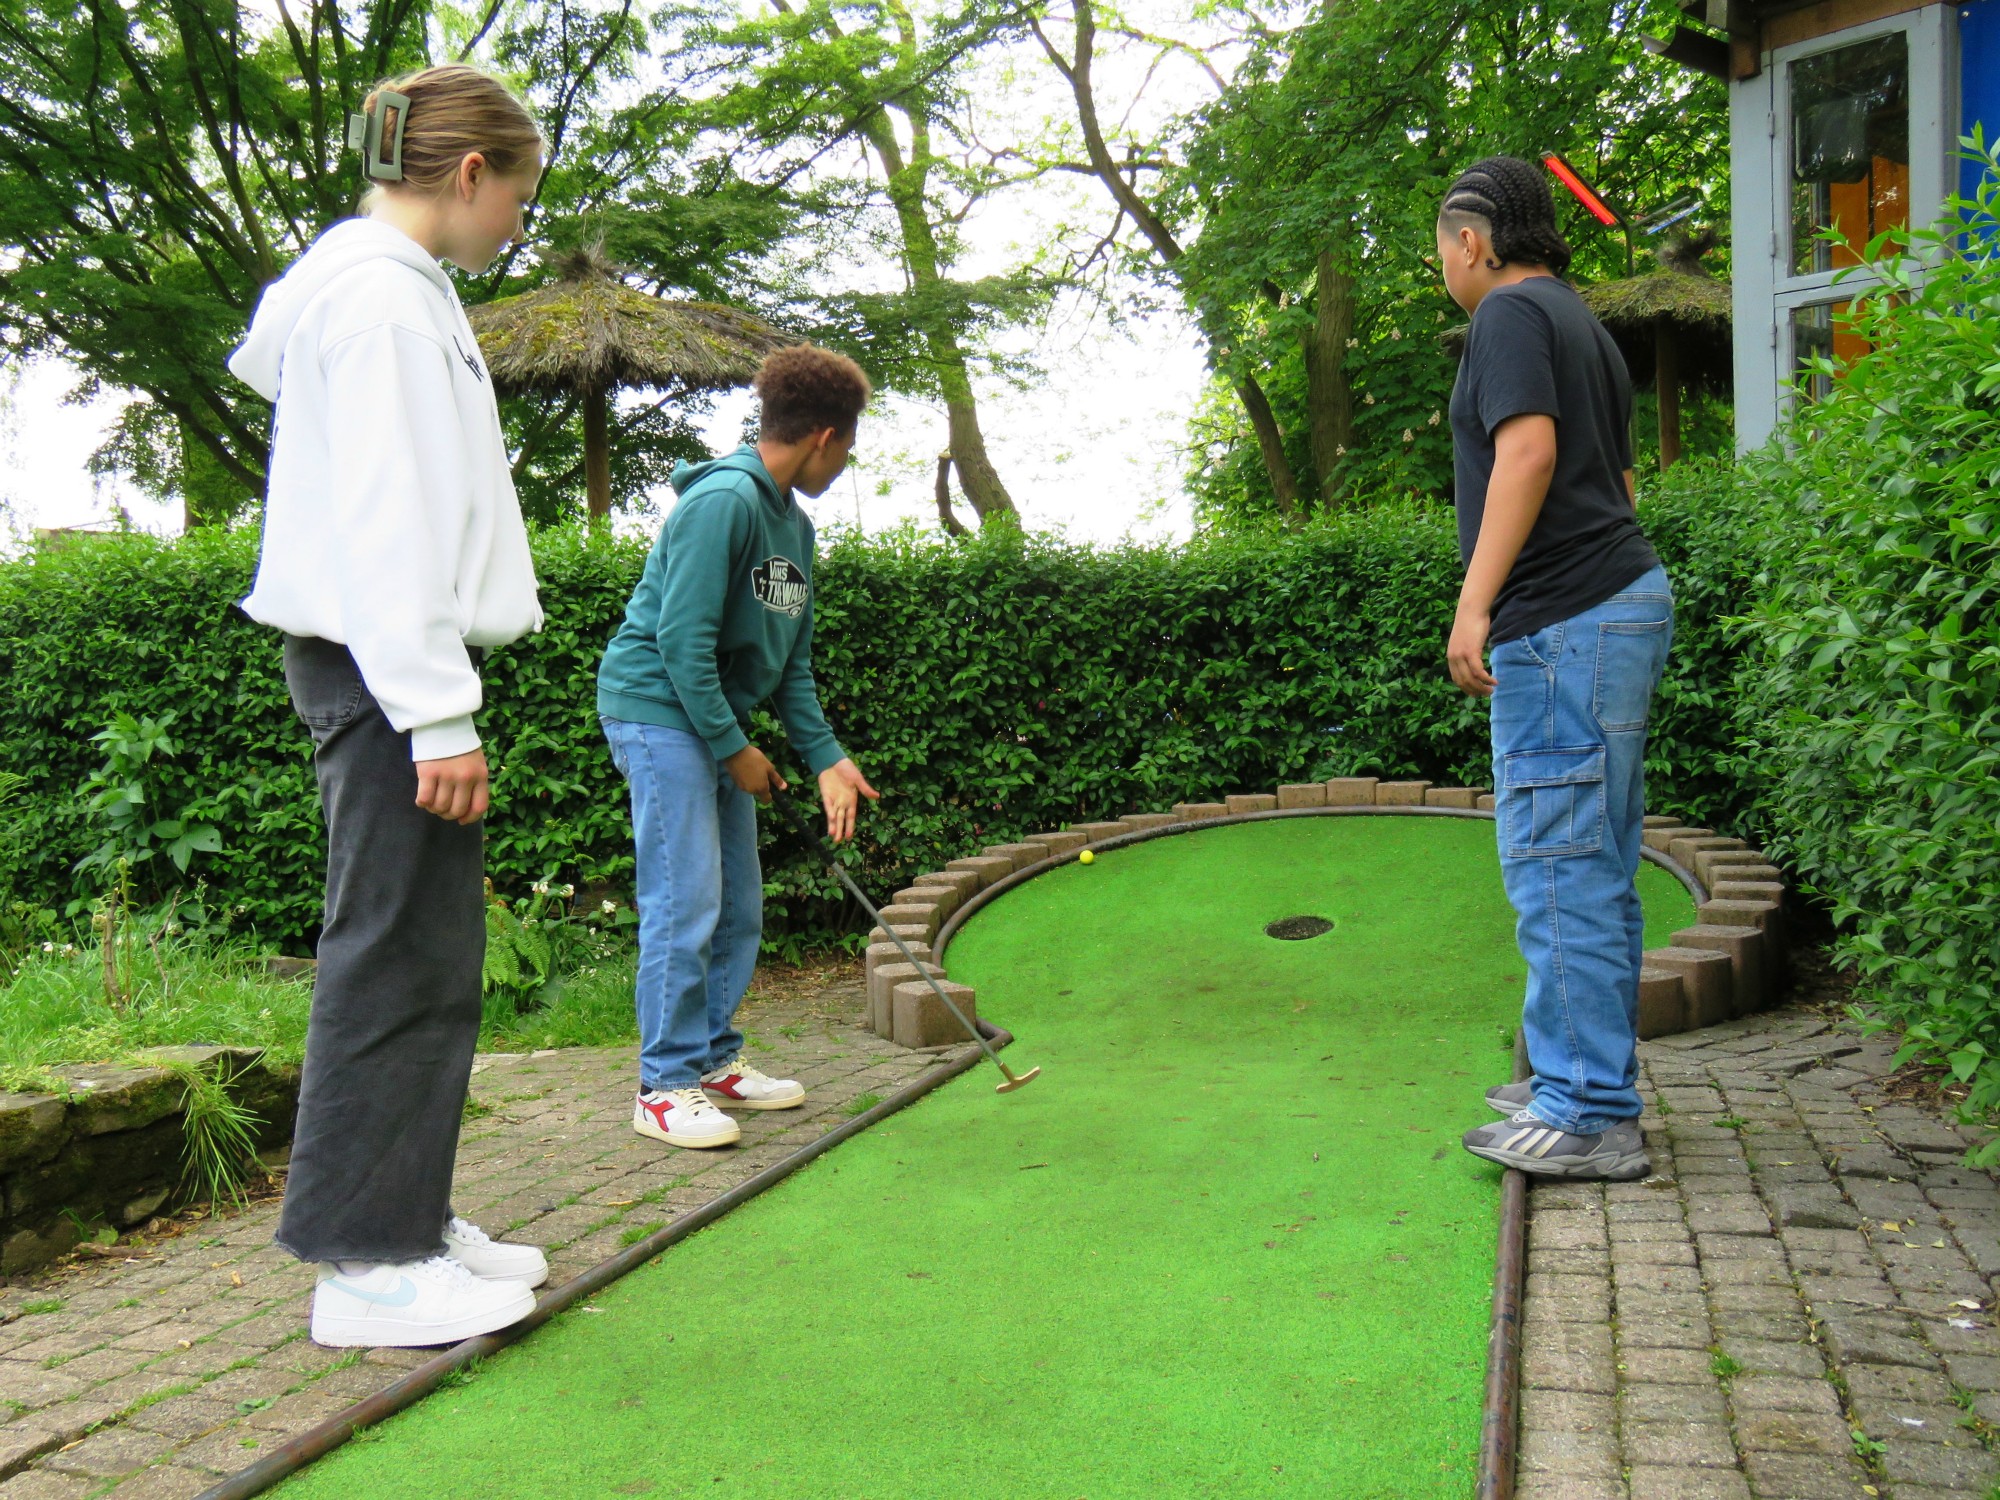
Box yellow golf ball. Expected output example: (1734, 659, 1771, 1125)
(1078, 849, 1095, 865)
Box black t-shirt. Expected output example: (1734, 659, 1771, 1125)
(1449, 276, 1659, 643)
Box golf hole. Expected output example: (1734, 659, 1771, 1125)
(1264, 915, 1334, 941)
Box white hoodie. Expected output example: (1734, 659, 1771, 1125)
(229, 218, 543, 760)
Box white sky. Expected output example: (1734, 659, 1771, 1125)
(0, 8, 1226, 550)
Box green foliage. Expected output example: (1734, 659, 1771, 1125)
(164, 1056, 264, 1213)
(480, 873, 635, 1028)
(1168, 0, 1731, 519)
(0, 499, 1754, 954)
(74, 712, 223, 883)
(1730, 146, 2000, 1160)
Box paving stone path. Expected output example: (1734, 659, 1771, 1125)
(1519, 998, 2000, 1500)
(0, 965, 973, 1500)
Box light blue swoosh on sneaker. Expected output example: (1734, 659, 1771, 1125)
(331, 1276, 419, 1308)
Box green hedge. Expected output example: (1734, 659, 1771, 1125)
(0, 496, 1748, 953)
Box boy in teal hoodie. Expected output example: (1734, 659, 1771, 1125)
(598, 345, 878, 1150)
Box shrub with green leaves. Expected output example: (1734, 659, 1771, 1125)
(1731, 150, 2000, 1154)
(0, 493, 1749, 954)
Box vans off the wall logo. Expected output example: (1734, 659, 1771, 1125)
(753, 556, 809, 618)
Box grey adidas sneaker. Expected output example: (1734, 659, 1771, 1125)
(1462, 1110, 1651, 1180)
(1485, 1080, 1534, 1115)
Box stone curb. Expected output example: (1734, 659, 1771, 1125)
(0, 1050, 299, 1279)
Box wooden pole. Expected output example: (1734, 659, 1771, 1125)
(1655, 319, 1682, 470)
(583, 384, 612, 524)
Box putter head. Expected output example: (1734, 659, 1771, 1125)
(993, 1064, 1040, 1094)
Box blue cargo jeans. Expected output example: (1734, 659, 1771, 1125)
(1490, 565, 1674, 1136)
(601, 718, 761, 1091)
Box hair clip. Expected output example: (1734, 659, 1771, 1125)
(344, 89, 410, 182)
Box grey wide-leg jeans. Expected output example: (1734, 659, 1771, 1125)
(274, 635, 484, 1264)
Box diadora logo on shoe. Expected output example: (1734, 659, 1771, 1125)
(334, 1276, 419, 1307)
(752, 556, 809, 618)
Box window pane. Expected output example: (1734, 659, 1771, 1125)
(1790, 33, 1909, 275)
(1790, 300, 1870, 400)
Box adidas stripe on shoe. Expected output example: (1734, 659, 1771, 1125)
(1461, 1110, 1651, 1180)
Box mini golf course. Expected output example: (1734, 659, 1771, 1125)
(275, 815, 1696, 1500)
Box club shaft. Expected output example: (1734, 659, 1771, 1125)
(827, 862, 1006, 1070)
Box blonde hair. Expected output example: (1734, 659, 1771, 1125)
(358, 64, 543, 206)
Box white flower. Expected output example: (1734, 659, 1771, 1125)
(1335, 445, 1347, 457)
(61, 944, 76, 956)
(1346, 337, 1359, 349)
(1390, 328, 1402, 340)
(522, 917, 537, 928)
(531, 881, 548, 895)
(586, 927, 597, 937)
(561, 884, 575, 898)
(1363, 393, 1375, 406)
(1428, 411, 1442, 426)
(235, 905, 247, 914)
(40, 942, 54, 953)
(1402, 429, 1415, 442)
(600, 900, 617, 915)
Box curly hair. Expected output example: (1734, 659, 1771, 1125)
(753, 345, 872, 443)
(1439, 156, 1573, 277)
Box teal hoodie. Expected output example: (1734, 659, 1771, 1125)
(596, 448, 845, 774)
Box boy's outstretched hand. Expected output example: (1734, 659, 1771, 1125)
(724, 744, 789, 801)
(415, 747, 490, 825)
(818, 758, 880, 844)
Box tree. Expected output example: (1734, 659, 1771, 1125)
(0, 0, 662, 526)
(665, 0, 1050, 530)
(1028, 0, 1729, 525)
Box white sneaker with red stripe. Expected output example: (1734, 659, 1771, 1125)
(634, 1087, 741, 1148)
(701, 1053, 806, 1111)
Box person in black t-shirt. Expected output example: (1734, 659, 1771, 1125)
(1438, 157, 1676, 1182)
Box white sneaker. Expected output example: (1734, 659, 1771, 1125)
(701, 1053, 806, 1111)
(310, 1255, 535, 1348)
(634, 1087, 742, 1148)
(445, 1217, 549, 1288)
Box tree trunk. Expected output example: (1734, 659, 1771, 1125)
(942, 390, 1016, 525)
(1654, 322, 1681, 470)
(1234, 378, 1301, 522)
(1303, 249, 1357, 507)
(583, 384, 612, 524)
(933, 451, 971, 536)
(1031, 1, 1306, 519)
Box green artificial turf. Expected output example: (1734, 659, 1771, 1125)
(280, 816, 1695, 1500)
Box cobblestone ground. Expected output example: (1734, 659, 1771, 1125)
(1519, 993, 2000, 1500)
(0, 964, 972, 1500)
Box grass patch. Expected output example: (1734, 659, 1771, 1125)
(20, 1299, 63, 1315)
(843, 1093, 884, 1117)
(0, 923, 639, 1084)
(618, 1221, 666, 1247)
(1714, 1116, 1748, 1131)
(462, 1097, 495, 1122)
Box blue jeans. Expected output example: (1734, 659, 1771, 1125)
(601, 718, 761, 1091)
(1489, 565, 1674, 1136)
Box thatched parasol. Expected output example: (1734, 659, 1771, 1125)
(468, 247, 798, 520)
(1577, 231, 1732, 469)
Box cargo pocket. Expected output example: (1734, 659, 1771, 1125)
(1501, 746, 1605, 859)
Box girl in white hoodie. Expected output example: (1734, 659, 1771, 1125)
(230, 64, 551, 1348)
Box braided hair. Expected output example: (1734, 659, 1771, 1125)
(1439, 156, 1573, 277)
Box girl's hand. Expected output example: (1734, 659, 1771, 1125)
(415, 747, 490, 825)
(1448, 611, 1496, 699)
(724, 745, 788, 801)
(818, 759, 881, 844)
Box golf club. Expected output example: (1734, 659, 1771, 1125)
(772, 791, 1039, 1093)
